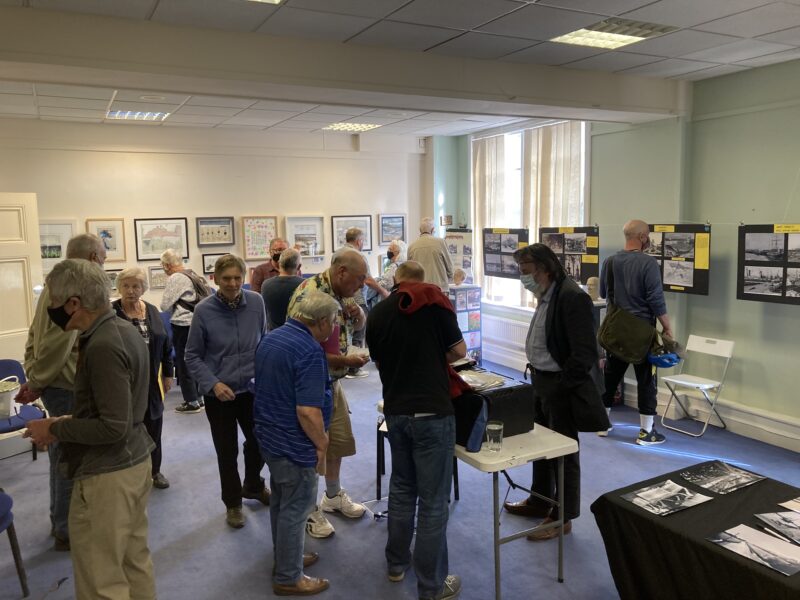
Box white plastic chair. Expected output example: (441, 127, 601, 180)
(660, 335, 734, 437)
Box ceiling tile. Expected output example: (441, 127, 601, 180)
(759, 25, 800, 45)
(30, 0, 156, 19)
(235, 109, 298, 120)
(152, 0, 277, 32)
(501, 41, 603, 65)
(285, 0, 409, 19)
(537, 0, 654, 15)
(477, 4, 605, 41)
(37, 96, 109, 110)
(0, 105, 37, 116)
(172, 105, 242, 117)
(675, 64, 750, 80)
(256, 7, 375, 41)
(564, 51, 662, 71)
(625, 29, 741, 57)
(735, 46, 800, 67)
(620, 58, 718, 78)
(429, 32, 535, 60)
(114, 90, 190, 104)
(162, 121, 216, 128)
(309, 105, 373, 116)
(35, 84, 113, 100)
(390, 0, 521, 31)
(223, 117, 286, 126)
(41, 116, 102, 123)
(186, 95, 256, 108)
(0, 93, 36, 107)
(250, 99, 319, 112)
(364, 108, 427, 118)
(412, 114, 466, 122)
(269, 120, 325, 129)
(39, 106, 107, 119)
(110, 101, 180, 112)
(164, 114, 226, 125)
(0, 81, 33, 94)
(681, 39, 794, 63)
(698, 3, 800, 38)
(343, 115, 403, 125)
(286, 113, 341, 123)
(621, 0, 771, 29)
(351, 21, 462, 51)
(217, 123, 267, 130)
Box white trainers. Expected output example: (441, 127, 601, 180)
(597, 425, 613, 437)
(306, 509, 335, 539)
(320, 489, 366, 519)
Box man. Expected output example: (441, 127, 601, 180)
(261, 248, 304, 332)
(254, 291, 339, 597)
(160, 248, 205, 414)
(24, 259, 156, 599)
(600, 219, 673, 445)
(287, 248, 370, 539)
(407, 217, 454, 292)
(503, 244, 609, 542)
(252, 237, 296, 294)
(15, 233, 106, 552)
(366, 261, 466, 600)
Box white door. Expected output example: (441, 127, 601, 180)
(0, 193, 42, 361)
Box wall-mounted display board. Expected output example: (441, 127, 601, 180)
(645, 224, 710, 295)
(445, 228, 474, 284)
(449, 284, 482, 365)
(482, 228, 529, 280)
(539, 226, 599, 284)
(737, 224, 800, 305)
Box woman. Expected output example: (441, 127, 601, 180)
(184, 254, 270, 529)
(112, 267, 174, 489)
(378, 239, 407, 292)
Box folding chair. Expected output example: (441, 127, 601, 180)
(660, 335, 734, 437)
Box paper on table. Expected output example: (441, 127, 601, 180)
(708, 524, 800, 576)
(779, 497, 800, 513)
(755, 512, 800, 546)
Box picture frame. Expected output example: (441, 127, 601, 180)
(331, 215, 372, 252)
(86, 218, 126, 263)
(134, 217, 189, 262)
(379, 213, 406, 244)
(105, 269, 122, 291)
(148, 266, 168, 290)
(196, 217, 235, 247)
(39, 219, 77, 274)
(202, 253, 227, 275)
(286, 216, 325, 257)
(242, 216, 278, 260)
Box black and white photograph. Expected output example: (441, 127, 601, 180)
(743, 266, 784, 296)
(448, 243, 458, 254)
(745, 232, 785, 262)
(542, 232, 564, 253)
(680, 460, 766, 494)
(780, 497, 800, 513)
(467, 288, 481, 310)
(663, 260, 694, 287)
(463, 244, 472, 256)
(709, 524, 800, 576)
(501, 255, 519, 274)
(564, 232, 587, 254)
(463, 256, 472, 269)
(501, 233, 518, 253)
(202, 253, 226, 275)
(755, 511, 800, 545)
(645, 231, 663, 256)
(564, 254, 581, 283)
(663, 232, 695, 258)
(621, 479, 713, 516)
(455, 291, 467, 311)
(789, 234, 800, 262)
(485, 253, 501, 274)
(485, 233, 501, 252)
(786, 268, 800, 297)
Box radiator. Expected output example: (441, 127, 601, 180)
(482, 314, 529, 372)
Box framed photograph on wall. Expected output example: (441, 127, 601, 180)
(105, 269, 122, 291)
(39, 219, 77, 274)
(148, 266, 168, 289)
(196, 217, 235, 247)
(202, 253, 227, 275)
(379, 213, 406, 245)
(134, 217, 189, 261)
(242, 216, 278, 260)
(86, 218, 126, 263)
(331, 215, 372, 251)
(286, 216, 324, 257)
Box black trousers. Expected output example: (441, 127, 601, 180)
(172, 324, 201, 406)
(602, 353, 657, 416)
(204, 391, 265, 508)
(530, 374, 581, 521)
(143, 412, 163, 475)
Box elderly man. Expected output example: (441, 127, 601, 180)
(503, 244, 609, 542)
(24, 259, 156, 599)
(15, 233, 106, 552)
(252, 237, 298, 294)
(254, 291, 340, 597)
(600, 219, 673, 445)
(287, 248, 370, 538)
(261, 248, 304, 332)
(408, 217, 454, 292)
(366, 261, 466, 600)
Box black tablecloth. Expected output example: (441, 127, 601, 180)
(591, 461, 800, 600)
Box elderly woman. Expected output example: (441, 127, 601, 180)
(185, 254, 270, 529)
(112, 267, 174, 490)
(378, 239, 407, 292)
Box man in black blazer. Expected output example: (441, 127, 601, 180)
(503, 243, 609, 541)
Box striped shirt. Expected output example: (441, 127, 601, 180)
(253, 319, 332, 468)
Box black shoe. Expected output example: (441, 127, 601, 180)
(53, 536, 70, 552)
(636, 427, 666, 446)
(242, 486, 271, 506)
(175, 402, 203, 414)
(152, 473, 170, 489)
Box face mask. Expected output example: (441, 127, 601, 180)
(520, 274, 543, 296)
(47, 302, 74, 331)
(387, 251, 395, 260)
(272, 253, 281, 263)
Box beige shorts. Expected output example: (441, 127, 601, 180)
(327, 379, 356, 459)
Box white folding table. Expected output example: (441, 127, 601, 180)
(454, 426, 579, 600)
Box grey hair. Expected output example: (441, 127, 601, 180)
(389, 239, 407, 262)
(279, 248, 301, 272)
(419, 217, 435, 234)
(331, 247, 367, 271)
(292, 290, 340, 325)
(116, 266, 149, 292)
(160, 248, 183, 267)
(66, 233, 103, 260)
(214, 253, 247, 279)
(345, 227, 363, 243)
(46, 259, 110, 310)
(269, 237, 288, 252)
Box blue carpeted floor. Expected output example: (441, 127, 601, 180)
(1, 362, 798, 599)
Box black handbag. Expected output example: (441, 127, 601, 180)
(598, 257, 656, 364)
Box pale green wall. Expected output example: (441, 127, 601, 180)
(431, 135, 471, 231)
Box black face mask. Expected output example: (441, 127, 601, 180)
(272, 253, 281, 263)
(47, 301, 74, 331)
(387, 251, 395, 260)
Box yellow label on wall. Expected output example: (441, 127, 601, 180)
(493, 228, 510, 234)
(586, 236, 599, 248)
(517, 242, 528, 248)
(558, 227, 574, 234)
(774, 224, 800, 233)
(695, 233, 710, 269)
(669, 285, 685, 291)
(581, 254, 599, 263)
(654, 225, 675, 232)
(671, 257, 686, 262)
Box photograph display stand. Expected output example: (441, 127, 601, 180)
(445, 228, 473, 284)
(645, 223, 710, 295)
(737, 224, 800, 305)
(482, 228, 529, 280)
(449, 284, 481, 365)
(539, 225, 599, 284)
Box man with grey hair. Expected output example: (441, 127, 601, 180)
(24, 259, 156, 599)
(252, 237, 298, 294)
(15, 233, 106, 552)
(408, 217, 454, 292)
(261, 247, 304, 332)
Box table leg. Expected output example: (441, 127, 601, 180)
(377, 420, 384, 501)
(557, 455, 564, 583)
(493, 471, 501, 600)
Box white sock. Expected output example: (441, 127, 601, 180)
(640, 415, 654, 432)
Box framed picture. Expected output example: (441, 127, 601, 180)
(148, 266, 168, 289)
(105, 269, 122, 291)
(134, 217, 189, 261)
(202, 253, 226, 275)
(379, 213, 406, 244)
(286, 216, 325, 257)
(39, 219, 77, 274)
(331, 215, 372, 252)
(242, 216, 278, 260)
(196, 217, 235, 247)
(86, 218, 126, 262)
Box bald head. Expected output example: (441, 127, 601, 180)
(395, 261, 425, 283)
(623, 220, 651, 251)
(330, 248, 368, 298)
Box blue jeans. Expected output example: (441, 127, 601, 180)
(385, 414, 455, 600)
(41, 387, 75, 540)
(263, 454, 318, 585)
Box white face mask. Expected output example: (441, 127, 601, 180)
(520, 273, 543, 296)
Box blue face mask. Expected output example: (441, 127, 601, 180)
(520, 274, 543, 295)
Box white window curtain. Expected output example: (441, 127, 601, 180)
(471, 134, 505, 301)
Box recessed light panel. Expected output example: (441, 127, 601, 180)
(106, 110, 170, 121)
(323, 123, 382, 132)
(551, 18, 677, 50)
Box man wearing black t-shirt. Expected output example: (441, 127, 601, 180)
(261, 248, 304, 331)
(366, 261, 466, 600)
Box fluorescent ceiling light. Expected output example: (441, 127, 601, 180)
(106, 110, 170, 121)
(323, 123, 382, 132)
(551, 18, 677, 50)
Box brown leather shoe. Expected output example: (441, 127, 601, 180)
(273, 575, 330, 596)
(526, 517, 572, 542)
(503, 498, 552, 518)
